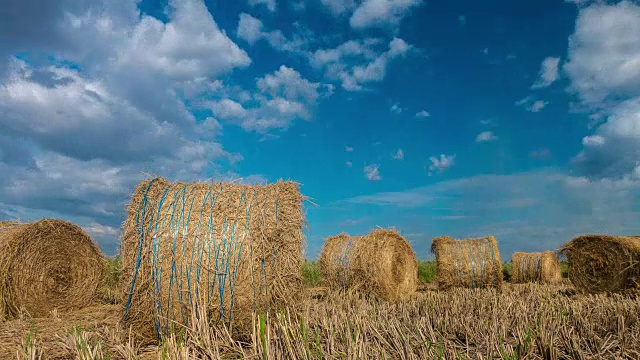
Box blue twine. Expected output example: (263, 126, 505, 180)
(123, 178, 159, 321)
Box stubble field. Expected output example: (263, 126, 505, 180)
(0, 259, 638, 360)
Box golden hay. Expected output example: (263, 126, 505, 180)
(559, 235, 640, 293)
(119, 177, 306, 343)
(0, 219, 106, 320)
(511, 251, 562, 284)
(430, 236, 502, 290)
(318, 229, 418, 301)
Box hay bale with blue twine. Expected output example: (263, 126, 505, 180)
(318, 229, 418, 301)
(0, 219, 105, 320)
(118, 177, 306, 343)
(430, 235, 502, 291)
(511, 251, 562, 284)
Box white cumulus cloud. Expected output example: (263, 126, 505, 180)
(364, 164, 382, 181)
(531, 56, 560, 89)
(476, 131, 498, 143)
(427, 154, 455, 176)
(350, 0, 423, 29)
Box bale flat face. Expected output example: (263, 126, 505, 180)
(511, 251, 562, 284)
(119, 177, 306, 342)
(0, 219, 106, 320)
(560, 235, 640, 293)
(430, 236, 502, 290)
(319, 229, 418, 301)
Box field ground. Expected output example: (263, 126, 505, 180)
(1, 260, 638, 359)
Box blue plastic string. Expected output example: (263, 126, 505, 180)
(123, 177, 158, 321)
(150, 183, 172, 334)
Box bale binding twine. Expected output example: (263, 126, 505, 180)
(319, 228, 418, 301)
(560, 235, 640, 293)
(119, 177, 306, 342)
(511, 251, 562, 284)
(0, 219, 105, 320)
(430, 235, 502, 290)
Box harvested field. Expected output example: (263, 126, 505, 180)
(511, 251, 563, 284)
(560, 235, 640, 293)
(0, 219, 106, 321)
(318, 228, 418, 301)
(2, 282, 639, 359)
(119, 177, 306, 343)
(431, 235, 503, 290)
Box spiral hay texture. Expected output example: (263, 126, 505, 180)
(0, 219, 105, 320)
(430, 236, 502, 290)
(119, 177, 305, 342)
(560, 235, 640, 293)
(318, 229, 418, 301)
(511, 251, 562, 284)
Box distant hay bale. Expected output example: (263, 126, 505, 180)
(119, 177, 306, 342)
(430, 236, 502, 290)
(511, 251, 562, 284)
(559, 235, 640, 293)
(0, 219, 106, 320)
(318, 229, 418, 301)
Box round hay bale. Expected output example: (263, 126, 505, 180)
(511, 251, 562, 284)
(119, 177, 306, 343)
(430, 235, 502, 291)
(318, 229, 418, 301)
(0, 219, 106, 320)
(559, 235, 640, 293)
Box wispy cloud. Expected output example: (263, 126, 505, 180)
(415, 110, 430, 118)
(248, 0, 276, 12)
(476, 131, 498, 143)
(339, 171, 640, 258)
(529, 148, 551, 160)
(515, 96, 548, 112)
(392, 149, 404, 160)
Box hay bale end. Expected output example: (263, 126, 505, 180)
(559, 235, 640, 293)
(318, 228, 418, 301)
(0, 219, 106, 320)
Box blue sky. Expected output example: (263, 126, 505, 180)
(1, 0, 639, 260)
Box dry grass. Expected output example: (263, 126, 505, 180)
(2, 283, 639, 359)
